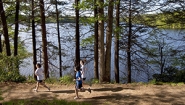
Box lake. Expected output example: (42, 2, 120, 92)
(18, 23, 185, 83)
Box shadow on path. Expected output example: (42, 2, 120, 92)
(51, 90, 74, 94)
(92, 86, 131, 92)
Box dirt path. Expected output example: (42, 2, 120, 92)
(0, 82, 185, 105)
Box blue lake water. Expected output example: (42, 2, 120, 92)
(19, 24, 185, 83)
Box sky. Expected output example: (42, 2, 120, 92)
(45, 0, 185, 16)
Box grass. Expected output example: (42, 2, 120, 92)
(0, 90, 3, 100)
(2, 99, 91, 105)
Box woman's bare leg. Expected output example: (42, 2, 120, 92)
(75, 88, 79, 98)
(40, 82, 50, 91)
(36, 82, 39, 90)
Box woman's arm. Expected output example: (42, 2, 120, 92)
(74, 77, 81, 81)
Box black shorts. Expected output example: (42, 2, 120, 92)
(75, 83, 82, 89)
(37, 80, 43, 83)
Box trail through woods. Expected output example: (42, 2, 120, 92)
(0, 83, 185, 105)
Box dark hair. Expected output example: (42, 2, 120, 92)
(80, 59, 86, 65)
(75, 66, 80, 71)
(36, 63, 41, 68)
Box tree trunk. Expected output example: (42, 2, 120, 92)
(98, 0, 105, 83)
(55, 0, 62, 77)
(127, 0, 132, 83)
(94, 0, 99, 79)
(0, 0, 11, 56)
(159, 41, 165, 75)
(75, 0, 80, 77)
(14, 0, 19, 56)
(0, 34, 2, 53)
(39, 0, 49, 79)
(105, 0, 114, 82)
(13, 0, 20, 72)
(114, 0, 120, 83)
(32, 0, 37, 80)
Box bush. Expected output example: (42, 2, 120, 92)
(0, 70, 27, 82)
(0, 54, 29, 83)
(26, 75, 36, 83)
(91, 78, 99, 84)
(45, 77, 60, 84)
(153, 66, 185, 83)
(174, 70, 185, 83)
(60, 75, 73, 84)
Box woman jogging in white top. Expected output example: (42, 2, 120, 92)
(80, 60, 86, 81)
(80, 59, 91, 93)
(34, 63, 50, 92)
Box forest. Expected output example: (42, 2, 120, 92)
(0, 0, 185, 84)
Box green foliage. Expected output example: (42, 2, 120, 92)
(2, 99, 91, 105)
(80, 17, 96, 25)
(60, 75, 74, 84)
(149, 79, 157, 84)
(174, 69, 185, 83)
(176, 82, 184, 86)
(0, 90, 3, 100)
(153, 66, 177, 82)
(0, 54, 27, 82)
(45, 77, 61, 84)
(91, 78, 99, 84)
(141, 10, 185, 29)
(148, 79, 163, 85)
(80, 35, 94, 47)
(26, 75, 36, 83)
(152, 66, 185, 83)
(172, 54, 185, 70)
(0, 22, 31, 82)
(78, 0, 94, 10)
(159, 10, 185, 29)
(0, 69, 26, 82)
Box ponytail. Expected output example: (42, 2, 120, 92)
(80, 59, 86, 65)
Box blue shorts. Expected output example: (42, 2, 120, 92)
(75, 83, 82, 89)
